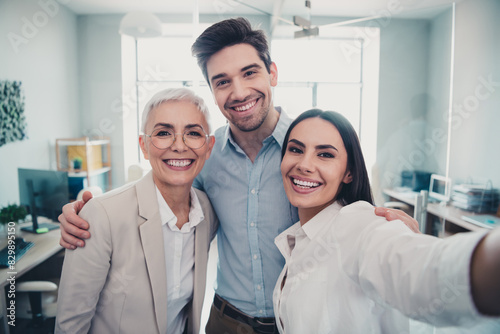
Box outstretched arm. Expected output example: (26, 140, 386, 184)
(471, 227, 500, 315)
(58, 191, 93, 249)
(374, 207, 420, 233)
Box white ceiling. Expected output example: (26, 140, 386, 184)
(61, 0, 458, 19)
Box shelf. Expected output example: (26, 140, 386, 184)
(67, 167, 111, 177)
(56, 137, 112, 193)
(56, 138, 110, 146)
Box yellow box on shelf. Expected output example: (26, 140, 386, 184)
(67, 143, 103, 171)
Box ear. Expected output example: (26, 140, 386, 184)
(343, 171, 353, 184)
(270, 62, 278, 87)
(204, 135, 216, 160)
(139, 135, 149, 160)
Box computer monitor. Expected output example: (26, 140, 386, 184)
(429, 174, 452, 203)
(18, 168, 68, 233)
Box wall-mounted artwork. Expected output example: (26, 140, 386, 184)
(0, 80, 27, 147)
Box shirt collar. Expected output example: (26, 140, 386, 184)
(274, 221, 302, 260)
(155, 186, 205, 232)
(220, 106, 291, 152)
(302, 201, 343, 240)
(274, 201, 343, 259)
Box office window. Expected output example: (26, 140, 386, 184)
(122, 23, 379, 173)
(271, 37, 362, 131)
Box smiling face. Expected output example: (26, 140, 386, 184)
(281, 117, 353, 224)
(140, 100, 214, 190)
(206, 43, 278, 134)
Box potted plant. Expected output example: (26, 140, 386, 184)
(0, 80, 28, 147)
(0, 204, 28, 225)
(73, 156, 83, 170)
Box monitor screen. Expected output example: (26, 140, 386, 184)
(18, 168, 69, 221)
(429, 174, 451, 202)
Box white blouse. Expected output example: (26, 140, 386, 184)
(156, 187, 204, 334)
(273, 201, 489, 333)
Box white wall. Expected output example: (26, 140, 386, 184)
(449, 0, 500, 188)
(76, 14, 125, 188)
(424, 8, 453, 176)
(0, 0, 79, 207)
(372, 18, 431, 203)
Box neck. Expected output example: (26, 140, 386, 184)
(230, 107, 280, 162)
(298, 200, 336, 226)
(298, 208, 317, 226)
(154, 176, 192, 229)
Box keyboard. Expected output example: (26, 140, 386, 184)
(0, 239, 35, 268)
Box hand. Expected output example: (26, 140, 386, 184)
(374, 207, 421, 234)
(58, 191, 93, 249)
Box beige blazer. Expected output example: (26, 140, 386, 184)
(55, 171, 218, 334)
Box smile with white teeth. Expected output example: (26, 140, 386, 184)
(292, 178, 321, 189)
(233, 100, 257, 112)
(165, 159, 193, 167)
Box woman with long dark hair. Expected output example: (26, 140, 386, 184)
(273, 109, 500, 333)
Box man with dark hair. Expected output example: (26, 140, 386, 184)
(190, 17, 295, 333)
(192, 17, 273, 86)
(58, 17, 419, 334)
(190, 17, 417, 334)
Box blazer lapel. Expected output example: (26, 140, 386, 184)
(136, 172, 168, 334)
(189, 189, 211, 333)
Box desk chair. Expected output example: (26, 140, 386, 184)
(17, 280, 58, 332)
(127, 164, 144, 183)
(76, 185, 103, 201)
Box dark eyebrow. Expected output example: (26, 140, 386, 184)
(288, 139, 305, 147)
(288, 139, 338, 152)
(316, 144, 338, 151)
(185, 124, 205, 130)
(210, 73, 227, 84)
(241, 63, 262, 72)
(153, 123, 174, 129)
(154, 123, 204, 130)
(210, 63, 262, 85)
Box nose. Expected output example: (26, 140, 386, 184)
(170, 133, 188, 152)
(296, 153, 315, 174)
(231, 78, 250, 101)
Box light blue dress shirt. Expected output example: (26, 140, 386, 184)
(193, 107, 298, 317)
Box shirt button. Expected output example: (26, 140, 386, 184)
(251, 189, 256, 194)
(250, 222, 255, 227)
(253, 254, 258, 260)
(257, 285, 262, 290)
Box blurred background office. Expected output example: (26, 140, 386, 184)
(0, 0, 499, 333)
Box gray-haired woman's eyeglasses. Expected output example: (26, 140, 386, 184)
(145, 126, 209, 150)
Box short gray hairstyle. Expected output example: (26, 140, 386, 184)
(141, 87, 211, 134)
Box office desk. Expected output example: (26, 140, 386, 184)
(383, 188, 487, 235)
(0, 221, 63, 334)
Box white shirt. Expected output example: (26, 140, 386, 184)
(273, 201, 489, 334)
(156, 187, 204, 334)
